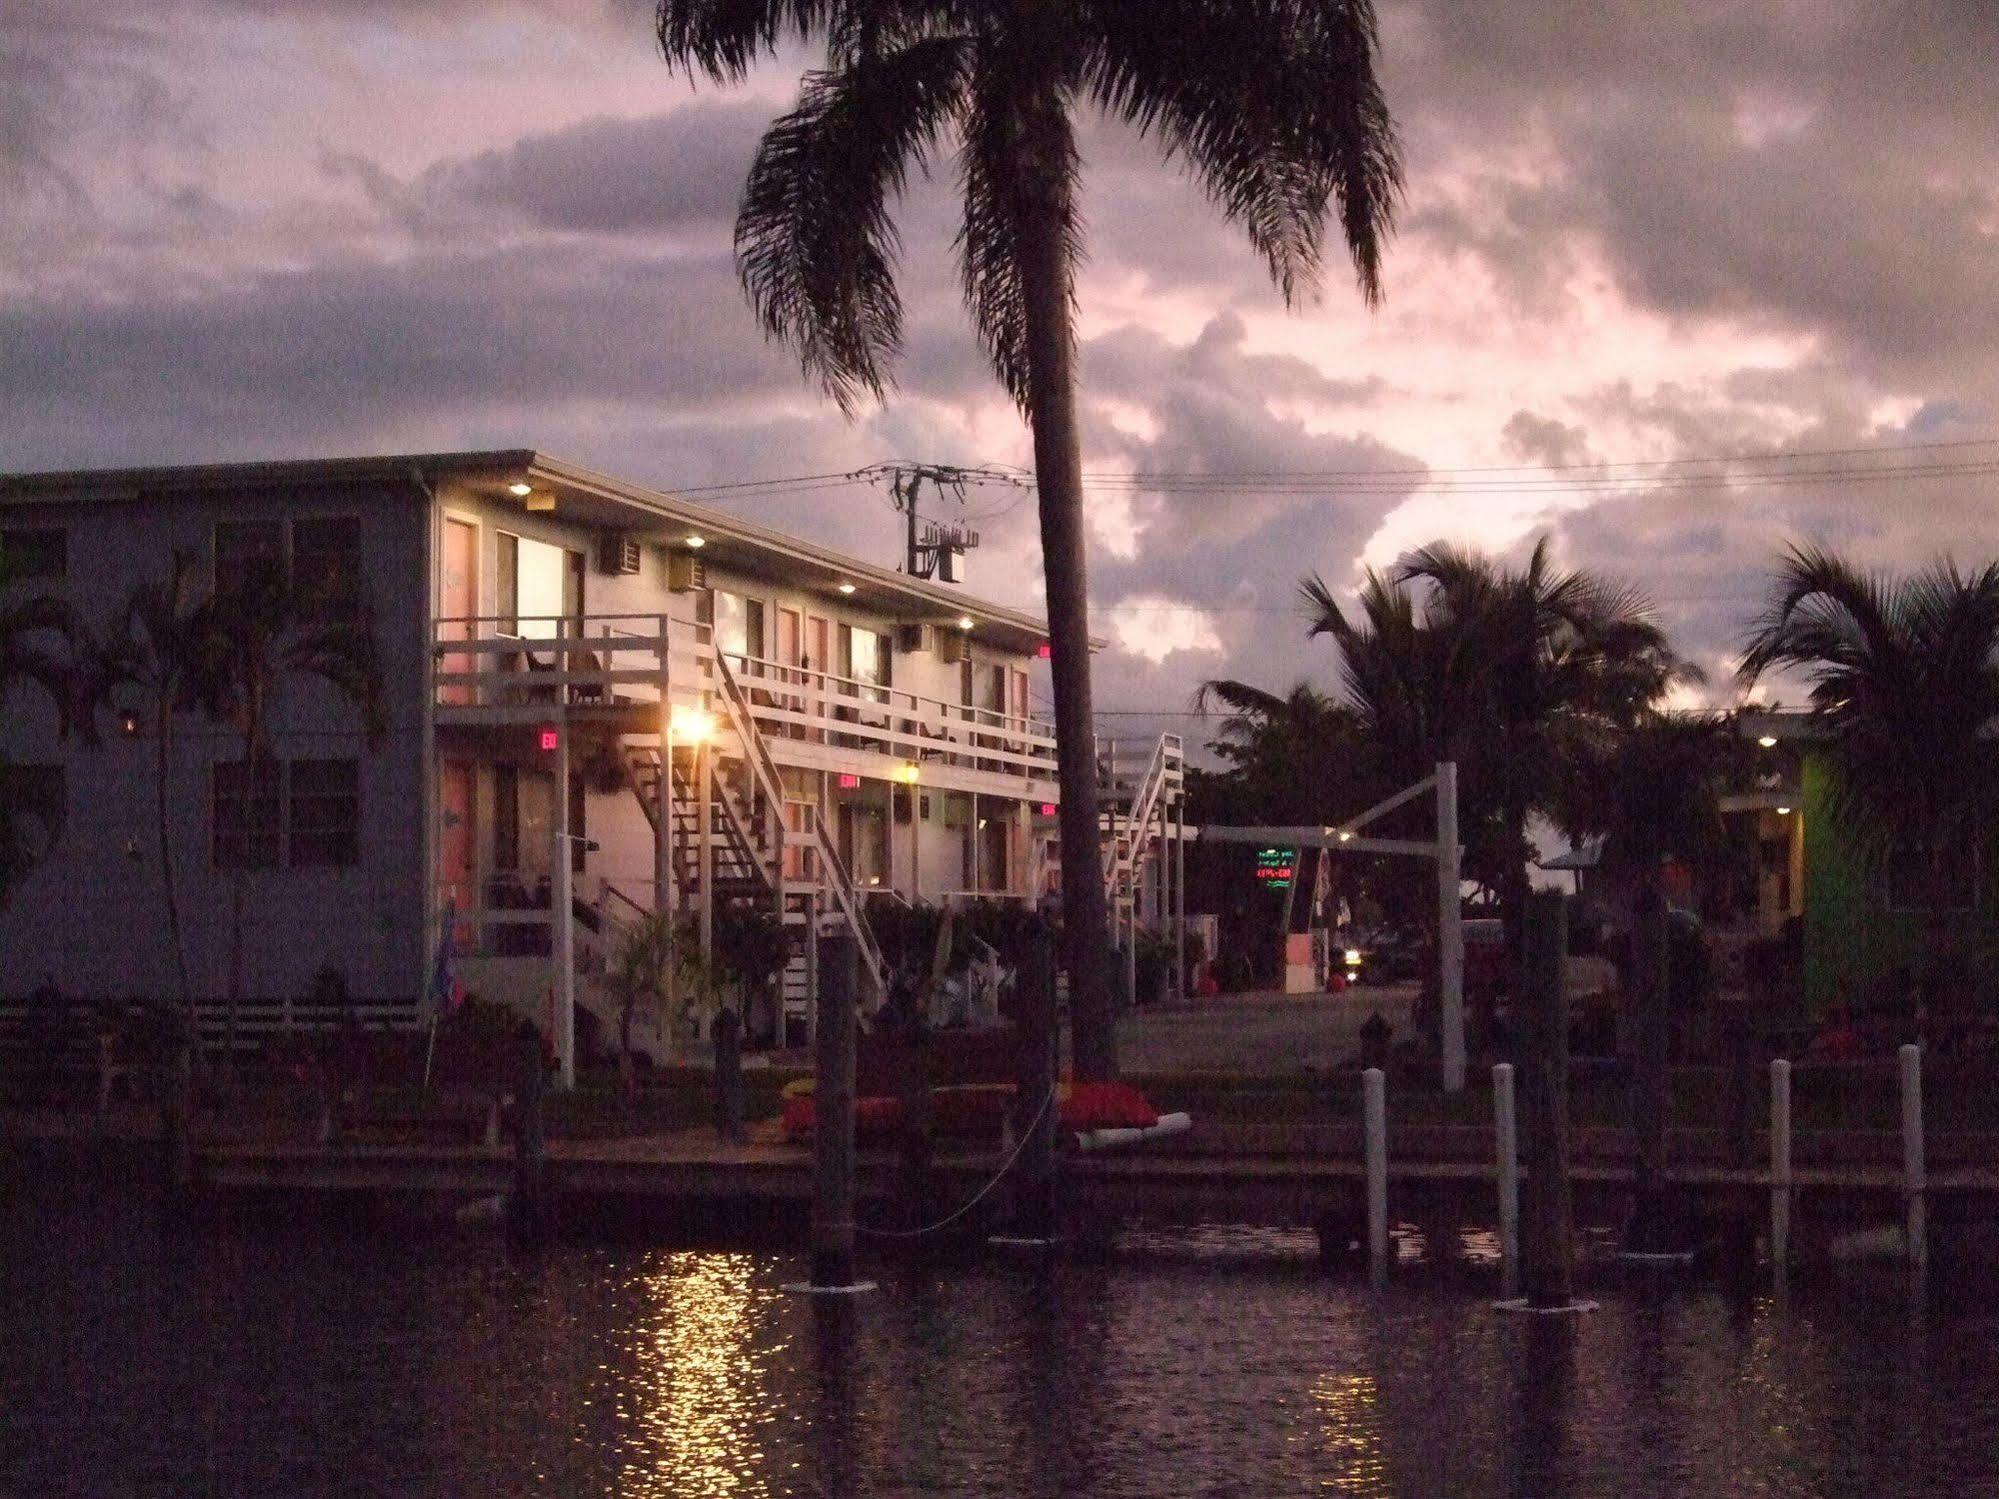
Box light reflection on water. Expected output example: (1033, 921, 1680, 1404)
(5, 1193, 1998, 1498)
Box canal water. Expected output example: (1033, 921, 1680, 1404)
(6, 1192, 1997, 1497)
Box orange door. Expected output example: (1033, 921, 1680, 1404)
(806, 615, 831, 742)
(437, 759, 475, 948)
(439, 518, 477, 704)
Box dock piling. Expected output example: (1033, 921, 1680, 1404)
(1900, 1042, 1926, 1269)
(1363, 1066, 1388, 1284)
(1518, 890, 1577, 1310)
(1494, 1061, 1519, 1297)
(509, 1019, 548, 1243)
(1003, 935, 1061, 1246)
(806, 934, 868, 1293)
(1769, 1057, 1791, 1281)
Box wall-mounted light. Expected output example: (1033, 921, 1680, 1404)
(1757, 734, 1779, 749)
(507, 481, 534, 497)
(1337, 830, 1354, 843)
(117, 710, 141, 738)
(669, 705, 714, 744)
(1775, 805, 1793, 816)
(684, 534, 706, 550)
(956, 615, 974, 631)
(836, 582, 856, 595)
(896, 762, 920, 785)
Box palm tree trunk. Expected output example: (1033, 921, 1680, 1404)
(153, 704, 192, 1019)
(1012, 98, 1116, 1080)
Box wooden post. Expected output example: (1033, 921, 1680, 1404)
(1625, 882, 1673, 1253)
(1006, 935, 1061, 1244)
(1769, 1057, 1791, 1280)
(1494, 1061, 1520, 1298)
(697, 742, 714, 963)
(713, 1006, 745, 1145)
(1900, 1042, 1926, 1268)
(510, 1018, 548, 1243)
(552, 723, 575, 1090)
(810, 934, 861, 1290)
(1437, 762, 1465, 1092)
(1363, 1066, 1388, 1284)
(894, 1008, 935, 1232)
(1519, 889, 1575, 1309)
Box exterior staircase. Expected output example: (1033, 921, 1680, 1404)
(1099, 733, 1184, 916)
(619, 653, 886, 1043)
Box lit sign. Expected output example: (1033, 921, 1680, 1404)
(1039, 802, 1056, 817)
(538, 726, 560, 753)
(1254, 847, 1296, 889)
(837, 773, 860, 790)
(1037, 643, 1052, 659)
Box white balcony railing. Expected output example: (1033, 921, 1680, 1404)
(431, 613, 1059, 790)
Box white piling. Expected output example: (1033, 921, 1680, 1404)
(1363, 1067, 1388, 1283)
(1493, 1062, 1519, 1297)
(1769, 1058, 1792, 1280)
(1900, 1043, 1926, 1269)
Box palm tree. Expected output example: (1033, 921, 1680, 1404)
(1303, 542, 1693, 1023)
(190, 568, 385, 1072)
(656, 1, 1403, 1079)
(1192, 678, 1367, 826)
(1739, 545, 1999, 904)
(101, 552, 210, 1014)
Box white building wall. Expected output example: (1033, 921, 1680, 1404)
(0, 483, 430, 1003)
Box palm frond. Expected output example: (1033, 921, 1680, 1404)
(735, 34, 972, 413)
(656, 1, 854, 82)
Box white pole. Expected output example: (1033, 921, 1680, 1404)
(1173, 794, 1186, 1000)
(553, 723, 575, 1090)
(1900, 1042, 1926, 1268)
(698, 740, 714, 962)
(1494, 1061, 1519, 1297)
(1437, 761, 1465, 1093)
(1364, 1066, 1388, 1283)
(1770, 1057, 1791, 1279)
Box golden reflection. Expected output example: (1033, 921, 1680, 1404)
(1314, 1370, 1392, 1494)
(618, 1251, 777, 1497)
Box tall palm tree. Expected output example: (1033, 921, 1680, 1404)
(191, 569, 385, 1070)
(1739, 545, 1999, 903)
(1193, 678, 1367, 826)
(657, 0, 1402, 1079)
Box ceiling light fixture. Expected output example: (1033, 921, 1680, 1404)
(1757, 734, 1779, 749)
(837, 582, 856, 595)
(956, 615, 974, 631)
(507, 481, 533, 497)
(684, 534, 706, 550)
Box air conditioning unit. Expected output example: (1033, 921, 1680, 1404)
(894, 621, 930, 654)
(598, 532, 642, 576)
(666, 552, 706, 592)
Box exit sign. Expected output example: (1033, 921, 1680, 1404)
(1254, 847, 1296, 889)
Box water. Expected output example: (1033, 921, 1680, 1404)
(6, 1192, 1998, 1497)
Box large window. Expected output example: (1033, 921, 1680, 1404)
(713, 589, 765, 663)
(0, 525, 66, 581)
(841, 625, 891, 699)
(212, 515, 360, 611)
(212, 758, 358, 870)
(497, 532, 580, 635)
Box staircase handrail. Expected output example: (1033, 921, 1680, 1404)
(1105, 732, 1173, 903)
(806, 807, 888, 1003)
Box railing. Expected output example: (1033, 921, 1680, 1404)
(710, 650, 887, 1003)
(1103, 733, 1183, 904)
(432, 613, 1059, 790)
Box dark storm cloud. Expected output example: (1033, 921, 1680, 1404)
(413, 100, 768, 236)
(0, 243, 803, 468)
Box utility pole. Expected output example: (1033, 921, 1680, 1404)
(852, 462, 1022, 581)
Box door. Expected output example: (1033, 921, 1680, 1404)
(436, 760, 475, 948)
(776, 606, 803, 736)
(806, 615, 831, 742)
(439, 519, 477, 705)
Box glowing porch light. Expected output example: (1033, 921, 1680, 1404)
(956, 615, 974, 631)
(1775, 805, 1793, 816)
(836, 582, 857, 595)
(507, 481, 534, 497)
(668, 705, 715, 743)
(1338, 830, 1354, 843)
(684, 534, 706, 549)
(1757, 734, 1779, 749)
(896, 762, 920, 785)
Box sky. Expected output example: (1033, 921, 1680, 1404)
(6, 0, 1999, 744)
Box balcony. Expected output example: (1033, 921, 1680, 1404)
(431, 614, 1060, 798)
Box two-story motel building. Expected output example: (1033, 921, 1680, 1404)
(4, 451, 1190, 1071)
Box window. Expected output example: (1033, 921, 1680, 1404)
(0, 763, 65, 863)
(497, 532, 577, 635)
(292, 516, 362, 617)
(0, 526, 66, 581)
(713, 589, 765, 662)
(289, 759, 360, 866)
(214, 520, 286, 599)
(842, 625, 891, 698)
(211, 758, 358, 869)
(213, 759, 283, 869)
